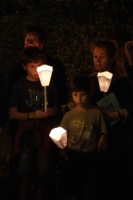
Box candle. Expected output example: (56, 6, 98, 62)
(49, 127, 67, 149)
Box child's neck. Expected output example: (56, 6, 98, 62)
(74, 105, 90, 112)
(26, 76, 39, 82)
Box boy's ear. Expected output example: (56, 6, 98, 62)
(22, 64, 27, 70)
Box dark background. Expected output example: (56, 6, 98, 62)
(0, 0, 133, 84)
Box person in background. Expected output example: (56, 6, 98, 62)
(107, 29, 133, 83)
(8, 25, 68, 107)
(7, 27, 68, 194)
(59, 75, 108, 200)
(9, 46, 59, 200)
(7, 25, 68, 148)
(90, 40, 133, 200)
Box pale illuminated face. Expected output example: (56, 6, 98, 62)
(93, 47, 112, 72)
(24, 34, 44, 49)
(23, 61, 43, 81)
(72, 91, 89, 108)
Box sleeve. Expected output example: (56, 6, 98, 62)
(0, 73, 8, 126)
(98, 111, 108, 136)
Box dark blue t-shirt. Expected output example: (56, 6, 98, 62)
(9, 77, 59, 113)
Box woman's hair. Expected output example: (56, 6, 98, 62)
(69, 75, 92, 96)
(23, 25, 45, 43)
(91, 40, 127, 79)
(21, 46, 44, 66)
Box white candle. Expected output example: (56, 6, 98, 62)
(97, 71, 113, 92)
(37, 65, 53, 111)
(49, 127, 67, 149)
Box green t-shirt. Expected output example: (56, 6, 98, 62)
(60, 108, 107, 152)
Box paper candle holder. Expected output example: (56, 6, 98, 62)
(97, 71, 113, 92)
(37, 64, 53, 86)
(49, 127, 67, 149)
(37, 64, 53, 111)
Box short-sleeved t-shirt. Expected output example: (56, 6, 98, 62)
(60, 109, 107, 152)
(9, 77, 59, 113)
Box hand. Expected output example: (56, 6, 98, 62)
(46, 108, 55, 116)
(125, 40, 133, 65)
(103, 111, 119, 122)
(34, 110, 47, 118)
(98, 135, 108, 152)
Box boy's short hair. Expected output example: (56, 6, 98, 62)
(23, 25, 45, 43)
(21, 46, 44, 66)
(69, 75, 92, 96)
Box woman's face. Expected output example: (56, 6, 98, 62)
(93, 47, 112, 72)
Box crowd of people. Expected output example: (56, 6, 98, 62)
(0, 25, 133, 200)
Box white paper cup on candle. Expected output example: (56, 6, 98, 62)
(49, 127, 67, 149)
(37, 65, 53, 86)
(97, 71, 113, 92)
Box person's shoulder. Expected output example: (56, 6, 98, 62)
(46, 53, 61, 62)
(89, 71, 97, 83)
(114, 76, 130, 84)
(46, 53, 64, 66)
(89, 108, 103, 115)
(13, 77, 26, 86)
(63, 109, 75, 116)
(89, 71, 97, 78)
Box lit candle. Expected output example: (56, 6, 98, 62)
(49, 127, 67, 149)
(37, 65, 53, 111)
(97, 71, 113, 92)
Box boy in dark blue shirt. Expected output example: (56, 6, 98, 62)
(9, 46, 59, 200)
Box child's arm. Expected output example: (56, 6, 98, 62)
(98, 135, 108, 152)
(60, 147, 68, 161)
(98, 111, 108, 153)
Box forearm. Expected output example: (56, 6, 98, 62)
(102, 111, 119, 122)
(10, 109, 49, 120)
(10, 111, 35, 120)
(103, 109, 129, 122)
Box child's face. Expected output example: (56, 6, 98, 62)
(72, 91, 89, 108)
(23, 61, 43, 81)
(24, 34, 44, 50)
(93, 47, 112, 72)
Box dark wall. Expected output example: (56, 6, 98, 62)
(0, 0, 133, 84)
